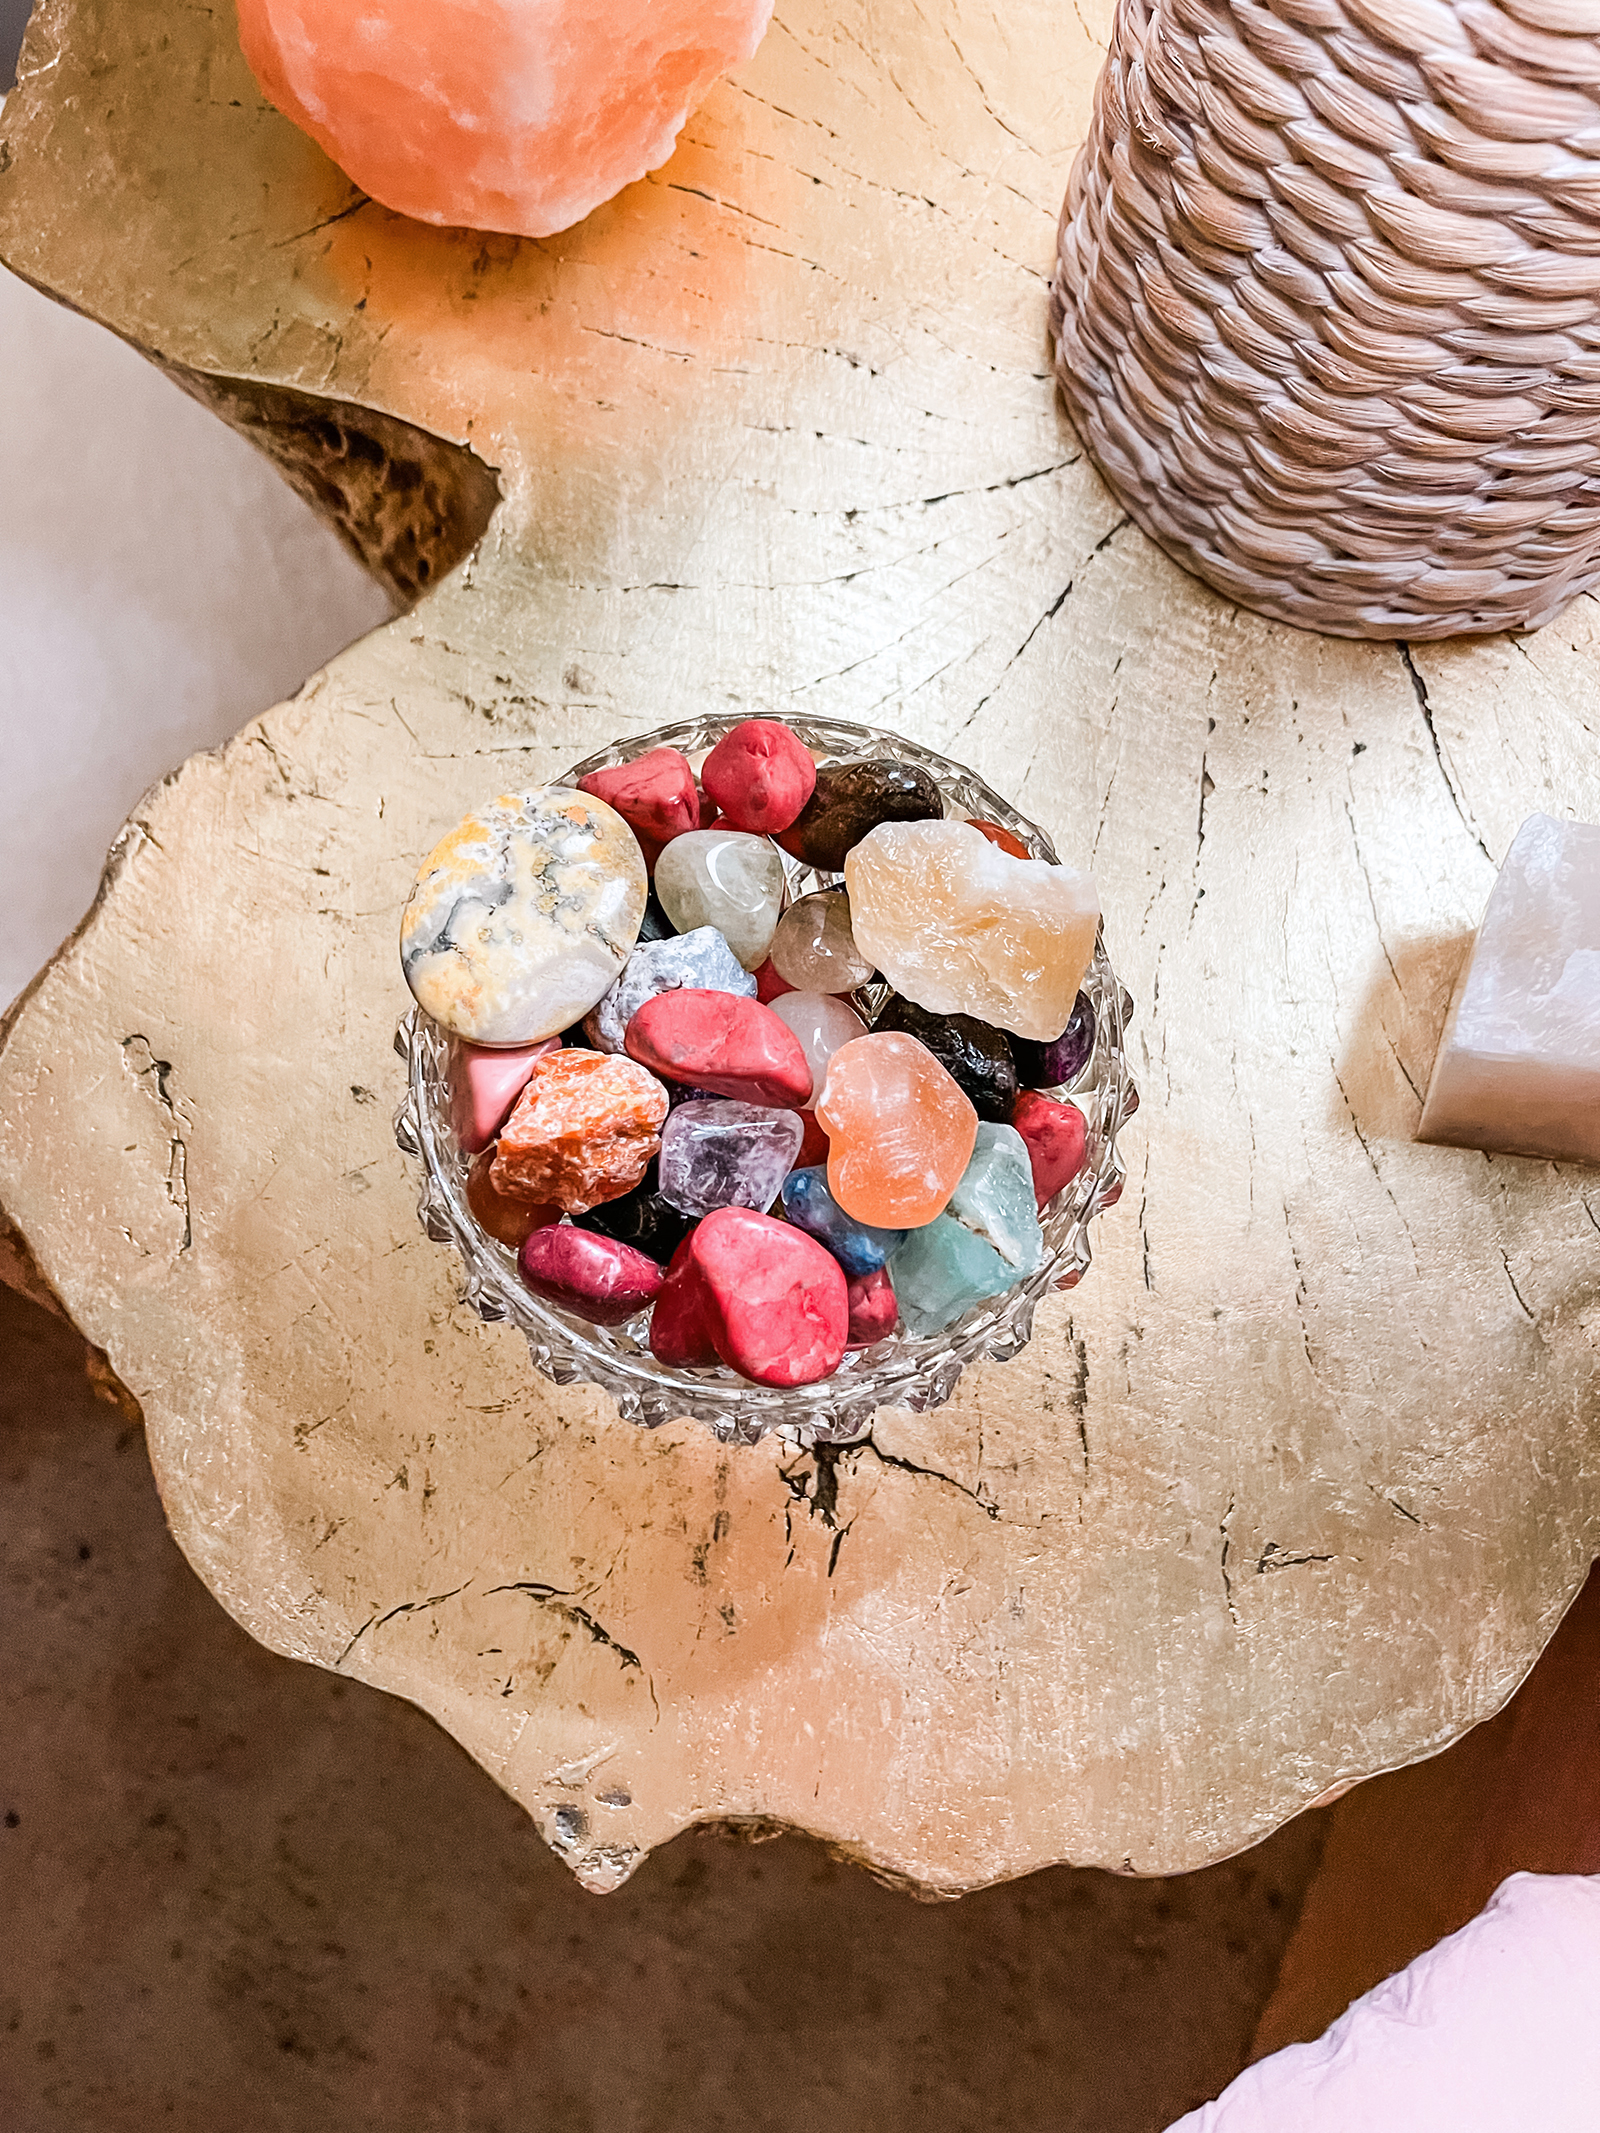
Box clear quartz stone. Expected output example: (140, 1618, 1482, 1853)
(653, 830, 785, 971)
(769, 888, 874, 993)
(766, 991, 866, 1102)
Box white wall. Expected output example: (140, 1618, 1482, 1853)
(0, 265, 394, 1007)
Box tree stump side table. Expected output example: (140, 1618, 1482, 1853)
(1, 0, 1598, 1895)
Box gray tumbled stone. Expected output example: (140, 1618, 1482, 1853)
(583, 926, 756, 1053)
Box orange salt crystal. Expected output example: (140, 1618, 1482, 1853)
(237, 0, 776, 238)
(491, 1050, 667, 1214)
(816, 1033, 977, 1231)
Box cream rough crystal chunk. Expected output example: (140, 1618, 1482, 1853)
(846, 819, 1100, 1043)
(1420, 814, 1600, 1167)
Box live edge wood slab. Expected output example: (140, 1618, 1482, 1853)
(2, 0, 1598, 1897)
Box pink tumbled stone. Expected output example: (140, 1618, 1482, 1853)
(695, 1207, 848, 1386)
(578, 748, 699, 848)
(626, 989, 812, 1108)
(519, 1225, 663, 1326)
(448, 1035, 561, 1155)
(236, 0, 776, 239)
(1011, 1091, 1088, 1206)
(699, 719, 817, 835)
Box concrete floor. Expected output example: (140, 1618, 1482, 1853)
(4, 1280, 1327, 2133)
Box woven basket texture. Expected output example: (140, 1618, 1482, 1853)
(1052, 0, 1600, 639)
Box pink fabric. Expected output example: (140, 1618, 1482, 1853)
(1169, 1875, 1600, 2133)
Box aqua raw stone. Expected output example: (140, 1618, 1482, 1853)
(658, 1100, 805, 1216)
(892, 1214, 1027, 1337)
(945, 1123, 1045, 1273)
(653, 828, 785, 969)
(583, 926, 755, 1052)
(780, 1164, 905, 1276)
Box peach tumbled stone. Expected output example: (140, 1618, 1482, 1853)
(816, 1031, 977, 1230)
(236, 0, 776, 238)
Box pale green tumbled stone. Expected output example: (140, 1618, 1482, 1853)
(945, 1123, 1044, 1272)
(654, 829, 785, 971)
(891, 1215, 1020, 1337)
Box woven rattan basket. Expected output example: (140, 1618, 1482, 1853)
(1051, 0, 1600, 640)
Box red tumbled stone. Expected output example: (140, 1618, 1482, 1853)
(699, 719, 816, 835)
(578, 747, 699, 846)
(1012, 1090, 1088, 1206)
(693, 1207, 847, 1386)
(648, 1235, 720, 1367)
(845, 1264, 898, 1347)
(626, 989, 812, 1108)
(753, 957, 795, 1005)
(448, 1035, 560, 1154)
(791, 1108, 830, 1168)
(519, 1225, 664, 1326)
(467, 1147, 560, 1249)
(969, 818, 1031, 859)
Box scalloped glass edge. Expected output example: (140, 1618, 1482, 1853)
(394, 714, 1138, 1447)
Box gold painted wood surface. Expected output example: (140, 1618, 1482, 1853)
(1, 0, 1598, 1894)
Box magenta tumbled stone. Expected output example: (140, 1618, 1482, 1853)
(845, 1264, 898, 1347)
(448, 1035, 561, 1154)
(518, 1225, 664, 1326)
(625, 988, 812, 1108)
(1011, 1090, 1088, 1206)
(578, 747, 699, 846)
(699, 719, 817, 835)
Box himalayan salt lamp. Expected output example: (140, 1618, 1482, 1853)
(1419, 814, 1600, 1166)
(236, 0, 775, 238)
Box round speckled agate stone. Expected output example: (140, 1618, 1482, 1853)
(401, 789, 648, 1045)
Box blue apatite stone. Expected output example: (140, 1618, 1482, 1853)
(945, 1124, 1044, 1273)
(780, 1166, 905, 1276)
(891, 1216, 1021, 1337)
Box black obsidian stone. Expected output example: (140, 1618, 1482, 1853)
(871, 995, 1019, 1124)
(637, 888, 676, 941)
(777, 759, 942, 873)
(571, 1160, 692, 1265)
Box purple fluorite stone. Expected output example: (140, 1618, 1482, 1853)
(658, 1101, 804, 1217)
(1015, 992, 1095, 1089)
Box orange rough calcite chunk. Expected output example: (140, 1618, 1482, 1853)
(846, 819, 1100, 1045)
(816, 1033, 977, 1230)
(236, 0, 776, 238)
(490, 1050, 667, 1214)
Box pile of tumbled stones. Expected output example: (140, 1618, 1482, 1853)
(399, 719, 1103, 1389)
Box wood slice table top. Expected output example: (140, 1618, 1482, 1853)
(2, 0, 1597, 1895)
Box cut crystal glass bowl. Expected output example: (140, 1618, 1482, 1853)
(395, 714, 1138, 1444)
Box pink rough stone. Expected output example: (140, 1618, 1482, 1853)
(845, 1265, 898, 1347)
(236, 0, 777, 239)
(699, 720, 817, 835)
(578, 748, 699, 848)
(518, 1225, 664, 1326)
(448, 1035, 561, 1155)
(1011, 1091, 1088, 1206)
(626, 989, 812, 1108)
